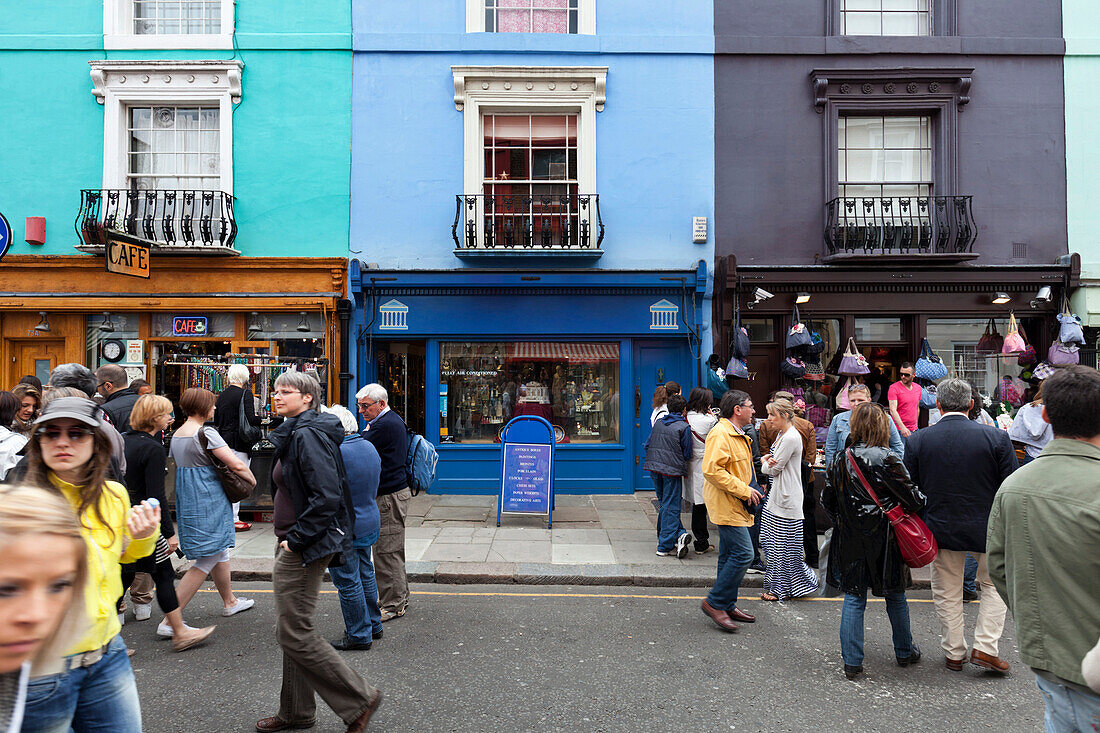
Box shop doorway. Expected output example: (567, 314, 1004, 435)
(9, 339, 65, 387)
(632, 339, 691, 491)
(375, 342, 426, 434)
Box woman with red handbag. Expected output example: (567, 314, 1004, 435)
(823, 402, 928, 681)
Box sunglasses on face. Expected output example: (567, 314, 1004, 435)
(37, 426, 95, 442)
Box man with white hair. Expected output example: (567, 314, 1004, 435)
(214, 363, 263, 531)
(357, 383, 410, 622)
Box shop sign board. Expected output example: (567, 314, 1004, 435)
(497, 415, 555, 528)
(125, 340, 144, 364)
(172, 316, 208, 336)
(0, 212, 11, 262)
(105, 231, 151, 279)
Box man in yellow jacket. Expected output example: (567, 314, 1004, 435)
(701, 390, 764, 632)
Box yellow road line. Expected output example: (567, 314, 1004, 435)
(198, 588, 939, 603)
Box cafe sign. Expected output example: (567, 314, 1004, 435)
(172, 316, 208, 337)
(104, 231, 151, 279)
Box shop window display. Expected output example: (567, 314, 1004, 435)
(926, 318, 1030, 398)
(440, 342, 620, 444)
(86, 314, 139, 367)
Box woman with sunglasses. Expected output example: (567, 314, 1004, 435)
(0, 484, 88, 733)
(19, 396, 160, 733)
(122, 395, 215, 652)
(169, 388, 256, 624)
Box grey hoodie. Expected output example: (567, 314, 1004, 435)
(1007, 402, 1054, 459)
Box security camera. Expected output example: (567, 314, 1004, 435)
(1030, 286, 1053, 309)
(752, 287, 774, 301)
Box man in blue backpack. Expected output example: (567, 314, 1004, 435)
(357, 384, 411, 623)
(644, 393, 694, 558)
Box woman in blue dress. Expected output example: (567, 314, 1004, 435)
(168, 388, 256, 631)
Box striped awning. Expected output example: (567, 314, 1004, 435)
(507, 342, 620, 362)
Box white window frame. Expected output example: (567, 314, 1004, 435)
(465, 0, 595, 34)
(90, 60, 241, 194)
(103, 0, 234, 50)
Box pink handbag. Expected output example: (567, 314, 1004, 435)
(1001, 313, 1026, 354)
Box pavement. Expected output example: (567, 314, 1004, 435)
(127, 582, 1042, 733)
(218, 492, 933, 588)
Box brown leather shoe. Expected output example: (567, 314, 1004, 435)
(945, 657, 965, 671)
(346, 690, 382, 733)
(970, 649, 1010, 674)
(728, 607, 756, 623)
(255, 716, 315, 731)
(701, 600, 740, 632)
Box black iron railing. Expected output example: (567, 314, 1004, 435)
(77, 189, 237, 251)
(452, 193, 603, 251)
(824, 195, 975, 257)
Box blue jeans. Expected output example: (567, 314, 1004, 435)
(21, 635, 142, 733)
(1035, 674, 1100, 733)
(651, 472, 686, 552)
(963, 553, 978, 594)
(706, 525, 754, 610)
(329, 545, 383, 644)
(839, 589, 915, 667)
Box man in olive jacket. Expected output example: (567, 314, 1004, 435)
(700, 390, 764, 633)
(988, 365, 1100, 728)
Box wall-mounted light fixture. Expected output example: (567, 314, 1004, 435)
(35, 312, 50, 332)
(795, 292, 811, 304)
(297, 312, 311, 333)
(99, 312, 116, 332)
(247, 311, 262, 334)
(992, 291, 1011, 305)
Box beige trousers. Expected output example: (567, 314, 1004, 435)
(375, 488, 411, 614)
(929, 549, 1008, 660)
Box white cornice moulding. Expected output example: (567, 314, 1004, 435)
(451, 65, 608, 111)
(89, 59, 244, 105)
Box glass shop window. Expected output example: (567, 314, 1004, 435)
(925, 318, 1030, 399)
(440, 341, 620, 444)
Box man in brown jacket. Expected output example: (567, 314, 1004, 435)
(700, 390, 764, 633)
(758, 390, 821, 566)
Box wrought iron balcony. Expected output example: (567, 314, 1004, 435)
(823, 195, 977, 264)
(76, 189, 238, 254)
(452, 194, 603, 256)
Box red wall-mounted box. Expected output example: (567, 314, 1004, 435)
(25, 217, 45, 245)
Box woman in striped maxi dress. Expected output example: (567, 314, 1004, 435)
(758, 399, 819, 601)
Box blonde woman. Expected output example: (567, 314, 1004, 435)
(0, 484, 88, 733)
(758, 399, 820, 601)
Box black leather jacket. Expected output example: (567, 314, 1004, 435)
(823, 443, 926, 595)
(268, 410, 354, 568)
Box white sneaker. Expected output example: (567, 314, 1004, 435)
(157, 622, 199, 639)
(118, 612, 126, 626)
(222, 597, 255, 617)
(675, 532, 692, 559)
(134, 603, 152, 621)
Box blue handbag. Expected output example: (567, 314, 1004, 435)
(914, 338, 948, 381)
(918, 382, 938, 409)
(1057, 305, 1085, 345)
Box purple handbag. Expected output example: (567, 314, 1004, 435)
(1048, 341, 1080, 366)
(838, 337, 871, 376)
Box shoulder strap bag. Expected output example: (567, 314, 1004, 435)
(237, 387, 263, 449)
(198, 428, 255, 503)
(846, 449, 937, 568)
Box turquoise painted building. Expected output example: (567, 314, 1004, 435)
(0, 1, 351, 403)
(1065, 0, 1100, 340)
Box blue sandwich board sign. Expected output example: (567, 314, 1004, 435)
(497, 415, 555, 528)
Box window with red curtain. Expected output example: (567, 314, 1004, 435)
(485, 0, 578, 33)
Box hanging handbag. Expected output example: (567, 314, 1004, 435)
(1032, 361, 1056, 380)
(785, 305, 813, 349)
(237, 387, 262, 449)
(726, 356, 749, 379)
(780, 355, 806, 380)
(998, 376, 1023, 407)
(1001, 312, 1026, 354)
(1016, 325, 1037, 366)
(838, 337, 871, 376)
(913, 338, 948, 381)
(1057, 298, 1086, 345)
(1047, 341, 1080, 366)
(918, 381, 937, 409)
(803, 320, 826, 355)
(731, 304, 751, 360)
(197, 428, 255, 503)
(846, 449, 938, 569)
(976, 318, 1004, 354)
(803, 361, 825, 381)
(835, 377, 853, 410)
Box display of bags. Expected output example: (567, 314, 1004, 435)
(806, 404, 830, 428)
(838, 337, 871, 376)
(913, 338, 948, 381)
(918, 382, 938, 410)
(785, 305, 813, 349)
(731, 305, 751, 360)
(804, 320, 826, 355)
(803, 361, 825, 381)
(999, 376, 1023, 407)
(1032, 361, 1056, 380)
(1002, 313, 1026, 354)
(1048, 341, 1080, 366)
(976, 318, 1004, 354)
(1016, 325, 1037, 366)
(1058, 297, 1086, 345)
(780, 355, 806, 380)
(726, 356, 749, 379)
(847, 450, 938, 569)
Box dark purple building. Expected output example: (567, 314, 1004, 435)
(713, 0, 1079, 411)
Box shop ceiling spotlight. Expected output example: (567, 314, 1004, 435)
(795, 292, 811, 304)
(35, 312, 50, 332)
(297, 312, 311, 332)
(99, 312, 115, 332)
(992, 291, 1011, 305)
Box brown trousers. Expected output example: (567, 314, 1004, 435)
(273, 546, 377, 725)
(375, 488, 411, 614)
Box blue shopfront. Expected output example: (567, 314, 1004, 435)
(349, 261, 707, 494)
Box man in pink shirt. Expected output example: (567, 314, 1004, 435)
(888, 362, 922, 437)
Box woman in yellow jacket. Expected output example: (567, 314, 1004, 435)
(19, 397, 160, 733)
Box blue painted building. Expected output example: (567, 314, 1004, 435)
(350, 1, 715, 493)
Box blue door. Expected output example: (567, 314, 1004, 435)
(632, 339, 692, 491)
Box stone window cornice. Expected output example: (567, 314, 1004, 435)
(810, 67, 973, 113)
(90, 59, 243, 105)
(452, 65, 607, 112)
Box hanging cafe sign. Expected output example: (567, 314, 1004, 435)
(104, 230, 151, 279)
